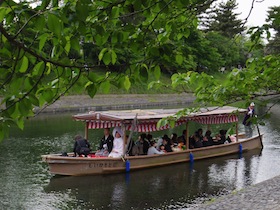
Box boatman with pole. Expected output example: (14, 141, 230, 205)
(242, 102, 255, 138)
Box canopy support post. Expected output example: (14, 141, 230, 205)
(122, 125, 126, 156)
(85, 122, 89, 140)
(235, 122, 239, 142)
(186, 121, 189, 150)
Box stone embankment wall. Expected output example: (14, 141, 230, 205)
(34, 93, 196, 113)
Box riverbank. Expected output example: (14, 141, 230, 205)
(35, 93, 196, 113)
(190, 174, 280, 210)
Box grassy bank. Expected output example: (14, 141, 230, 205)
(71, 70, 228, 95)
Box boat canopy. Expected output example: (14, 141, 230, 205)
(73, 106, 246, 132)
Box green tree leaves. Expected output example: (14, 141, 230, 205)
(0, 0, 278, 141)
(47, 13, 63, 38)
(0, 7, 11, 22)
(98, 48, 118, 65)
(38, 34, 49, 51)
(19, 56, 29, 73)
(124, 76, 131, 90)
(175, 54, 184, 65)
(0, 0, 217, 140)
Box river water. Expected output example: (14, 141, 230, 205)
(0, 104, 280, 209)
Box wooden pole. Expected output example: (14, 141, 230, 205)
(256, 124, 263, 148)
(85, 122, 89, 140)
(235, 123, 238, 142)
(122, 125, 126, 157)
(186, 121, 189, 150)
(124, 114, 138, 156)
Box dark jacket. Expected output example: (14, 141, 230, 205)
(136, 139, 150, 155)
(98, 135, 114, 153)
(74, 139, 91, 156)
(203, 135, 213, 147)
(164, 144, 173, 152)
(243, 108, 255, 126)
(127, 139, 135, 156)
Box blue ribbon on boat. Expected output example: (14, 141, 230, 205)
(125, 160, 130, 172)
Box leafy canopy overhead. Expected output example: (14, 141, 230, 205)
(0, 0, 214, 139)
(0, 0, 279, 140)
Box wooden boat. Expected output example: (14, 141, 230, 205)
(42, 106, 263, 176)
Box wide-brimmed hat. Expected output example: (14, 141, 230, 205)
(250, 102, 255, 106)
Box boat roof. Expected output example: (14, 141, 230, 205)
(73, 106, 246, 132)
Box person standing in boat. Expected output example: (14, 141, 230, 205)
(73, 135, 91, 157)
(95, 128, 114, 157)
(108, 127, 124, 158)
(242, 102, 255, 138)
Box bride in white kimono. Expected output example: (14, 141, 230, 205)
(108, 127, 124, 158)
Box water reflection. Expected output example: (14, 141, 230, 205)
(44, 149, 262, 209)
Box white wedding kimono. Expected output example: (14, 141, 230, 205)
(108, 127, 124, 158)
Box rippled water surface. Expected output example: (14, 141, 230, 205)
(0, 105, 280, 209)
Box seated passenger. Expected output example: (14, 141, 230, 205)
(162, 136, 173, 152)
(146, 133, 153, 145)
(95, 128, 114, 157)
(147, 140, 164, 155)
(135, 133, 150, 155)
(178, 130, 187, 145)
(193, 135, 203, 148)
(202, 130, 214, 147)
(220, 129, 227, 143)
(156, 134, 167, 150)
(189, 135, 195, 149)
(196, 128, 204, 141)
(170, 133, 178, 146)
(229, 135, 236, 142)
(193, 128, 203, 148)
(215, 129, 229, 144)
(73, 135, 91, 157)
(108, 127, 124, 158)
(159, 144, 166, 153)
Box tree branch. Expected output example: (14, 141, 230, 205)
(0, 48, 20, 90)
(13, 10, 43, 39)
(0, 25, 91, 69)
(34, 69, 82, 115)
(0, 63, 47, 114)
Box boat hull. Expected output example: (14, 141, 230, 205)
(42, 134, 263, 176)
